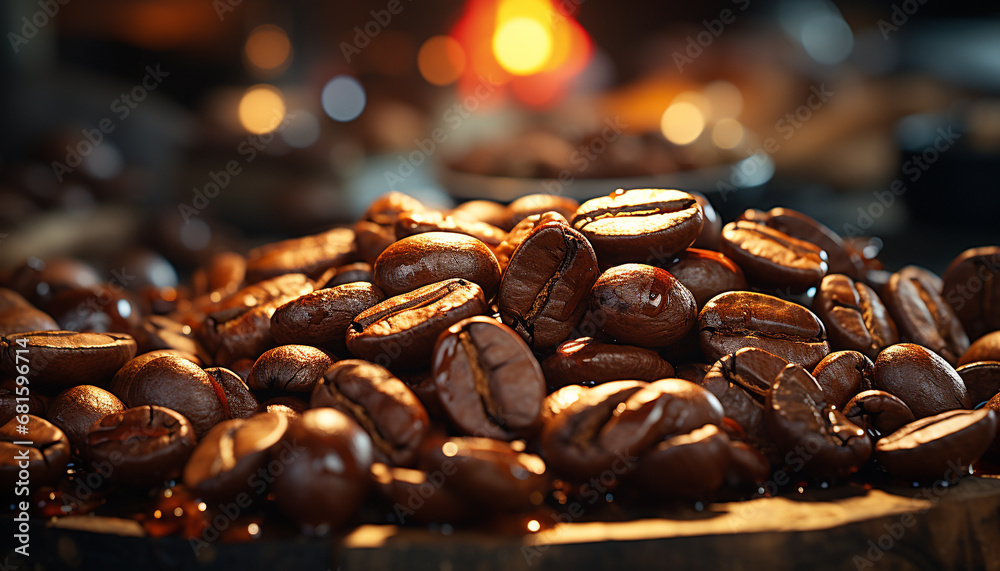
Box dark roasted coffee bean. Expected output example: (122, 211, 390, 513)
(874, 343, 971, 419)
(371, 462, 473, 524)
(0, 415, 69, 490)
(110, 353, 228, 436)
(271, 282, 384, 355)
(354, 220, 397, 265)
(0, 331, 137, 392)
(959, 330, 1000, 366)
(702, 348, 790, 442)
(698, 291, 830, 368)
(875, 408, 997, 480)
(690, 192, 722, 251)
(720, 220, 828, 293)
(541, 337, 674, 388)
(311, 359, 429, 467)
(323, 262, 374, 288)
(191, 251, 246, 298)
(654, 248, 747, 309)
(942, 246, 1000, 341)
(272, 408, 373, 531)
(634, 424, 731, 499)
(813, 274, 898, 359)
(433, 317, 545, 440)
(395, 210, 506, 249)
(204, 367, 258, 419)
(44, 285, 143, 336)
(136, 315, 208, 360)
(7, 257, 101, 307)
(419, 436, 548, 513)
(740, 207, 861, 278)
(494, 211, 569, 271)
(46, 385, 125, 451)
(811, 351, 874, 409)
(504, 194, 579, 229)
(451, 199, 508, 229)
(883, 268, 969, 365)
(362, 191, 427, 226)
(590, 264, 697, 348)
(247, 345, 333, 393)
(843, 390, 915, 439)
(85, 405, 196, 487)
(571, 188, 704, 267)
(0, 387, 46, 425)
(765, 363, 871, 478)
(347, 278, 488, 370)
(956, 361, 1000, 406)
(374, 232, 501, 302)
(183, 412, 288, 501)
(257, 395, 308, 419)
(498, 222, 598, 349)
(674, 362, 711, 384)
(245, 227, 357, 283)
(0, 288, 58, 335)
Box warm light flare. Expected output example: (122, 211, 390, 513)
(712, 118, 744, 149)
(418, 35, 467, 85)
(245, 25, 292, 71)
(493, 17, 552, 75)
(661, 102, 705, 146)
(238, 85, 286, 134)
(527, 519, 541, 532)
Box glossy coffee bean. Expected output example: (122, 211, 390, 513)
(955, 361, 1000, 406)
(347, 278, 488, 370)
(958, 330, 1000, 366)
(719, 220, 828, 293)
(698, 291, 830, 368)
(0, 387, 46, 425)
(191, 251, 246, 298)
(942, 246, 1000, 340)
(395, 210, 506, 250)
(674, 362, 711, 384)
(433, 317, 545, 440)
(44, 285, 143, 336)
(247, 345, 333, 393)
(883, 268, 969, 365)
(875, 408, 997, 480)
(204, 367, 258, 419)
(272, 408, 373, 531)
(740, 207, 861, 278)
(571, 188, 704, 267)
(311, 359, 429, 467)
(374, 232, 501, 302)
(110, 353, 228, 436)
(245, 227, 357, 283)
(494, 211, 569, 270)
(690, 191, 722, 251)
(654, 248, 747, 308)
(0, 288, 58, 336)
(874, 343, 971, 419)
(0, 415, 69, 490)
(702, 348, 790, 441)
(590, 264, 697, 348)
(0, 331, 137, 392)
(354, 220, 397, 265)
(765, 363, 871, 478)
(498, 222, 599, 349)
(46, 384, 125, 452)
(7, 257, 101, 307)
(813, 274, 898, 359)
(323, 262, 374, 288)
(504, 194, 579, 230)
(811, 351, 874, 409)
(541, 337, 675, 388)
(183, 411, 288, 501)
(85, 405, 196, 488)
(843, 390, 915, 439)
(271, 282, 384, 355)
(419, 436, 548, 513)
(136, 315, 207, 360)
(634, 424, 731, 499)
(257, 395, 309, 419)
(371, 462, 473, 524)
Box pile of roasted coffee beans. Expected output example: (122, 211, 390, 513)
(2, 188, 999, 535)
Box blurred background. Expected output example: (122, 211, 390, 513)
(1, 0, 998, 278)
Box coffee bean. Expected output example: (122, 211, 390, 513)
(698, 291, 830, 368)
(883, 268, 969, 365)
(311, 359, 429, 467)
(257, 395, 309, 419)
(494, 211, 569, 271)
(541, 337, 675, 388)
(504, 194, 579, 229)
(655, 248, 747, 308)
(395, 210, 506, 250)
(85, 405, 196, 487)
(875, 408, 997, 480)
(690, 192, 722, 251)
(322, 262, 374, 288)
(571, 188, 704, 267)
(374, 232, 501, 302)
(271, 282, 384, 355)
(46, 384, 125, 452)
(942, 246, 1000, 341)
(720, 220, 828, 293)
(451, 199, 508, 229)
(0, 387, 46, 425)
(433, 316, 545, 440)
(347, 278, 488, 370)
(590, 264, 697, 348)
(0, 331, 137, 392)
(958, 330, 1000, 366)
(247, 345, 333, 393)
(44, 285, 143, 336)
(740, 207, 861, 278)
(272, 408, 373, 531)
(813, 274, 898, 359)
(674, 362, 712, 385)
(191, 251, 246, 298)
(702, 347, 790, 442)
(204, 367, 258, 419)
(371, 462, 472, 524)
(245, 227, 357, 283)
(843, 390, 915, 438)
(811, 350, 874, 409)
(956, 361, 1000, 406)
(498, 222, 599, 349)
(634, 424, 731, 499)
(0, 414, 69, 490)
(874, 343, 971, 419)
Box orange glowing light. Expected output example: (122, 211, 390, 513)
(418, 36, 467, 85)
(493, 17, 552, 75)
(661, 101, 705, 145)
(245, 25, 292, 71)
(712, 118, 744, 149)
(238, 85, 286, 134)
